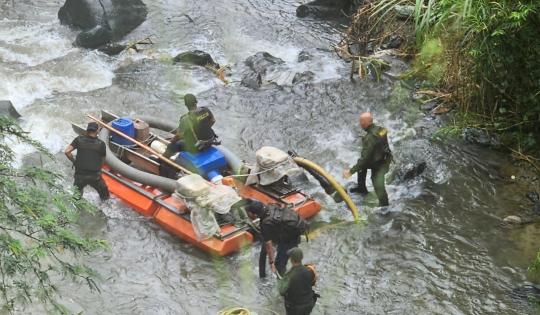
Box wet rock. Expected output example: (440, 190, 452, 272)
(98, 43, 128, 56)
(297, 50, 313, 62)
(371, 49, 408, 79)
(173, 50, 220, 69)
(348, 42, 363, 56)
(245, 52, 284, 76)
(381, 35, 404, 50)
(502, 192, 540, 227)
(394, 5, 415, 19)
(58, 0, 97, 29)
(510, 283, 540, 302)
(241, 72, 263, 89)
(296, 0, 357, 19)
(503, 215, 522, 224)
(75, 24, 113, 48)
(58, 0, 148, 49)
(462, 127, 502, 148)
(395, 161, 427, 182)
(420, 101, 438, 112)
(292, 71, 315, 84)
(0, 100, 21, 119)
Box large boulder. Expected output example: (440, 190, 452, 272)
(245, 52, 284, 76)
(296, 0, 357, 19)
(241, 52, 285, 89)
(173, 50, 220, 69)
(58, 0, 147, 49)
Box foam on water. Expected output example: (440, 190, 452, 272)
(0, 20, 75, 66)
(0, 52, 114, 108)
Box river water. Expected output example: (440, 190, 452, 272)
(1, 1, 539, 314)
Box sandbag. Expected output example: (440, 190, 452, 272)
(175, 174, 211, 198)
(195, 184, 241, 215)
(246, 146, 303, 185)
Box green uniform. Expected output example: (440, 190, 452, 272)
(278, 265, 316, 315)
(164, 107, 217, 157)
(176, 113, 199, 153)
(349, 124, 392, 206)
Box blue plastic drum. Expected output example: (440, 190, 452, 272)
(111, 118, 135, 146)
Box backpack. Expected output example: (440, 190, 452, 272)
(261, 205, 309, 243)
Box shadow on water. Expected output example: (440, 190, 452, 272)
(2, 0, 540, 314)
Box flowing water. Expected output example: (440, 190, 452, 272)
(1, 1, 539, 314)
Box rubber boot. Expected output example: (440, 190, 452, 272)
(350, 169, 369, 195)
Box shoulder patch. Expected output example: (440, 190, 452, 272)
(378, 128, 388, 137)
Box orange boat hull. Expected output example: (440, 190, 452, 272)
(101, 170, 321, 256)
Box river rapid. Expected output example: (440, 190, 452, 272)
(1, 1, 539, 314)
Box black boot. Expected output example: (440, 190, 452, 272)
(350, 185, 368, 195)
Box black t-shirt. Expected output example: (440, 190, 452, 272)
(71, 135, 106, 176)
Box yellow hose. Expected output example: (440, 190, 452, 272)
(293, 156, 360, 222)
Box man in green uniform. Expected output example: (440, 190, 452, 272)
(343, 112, 392, 206)
(163, 93, 218, 158)
(278, 248, 318, 315)
(64, 122, 110, 201)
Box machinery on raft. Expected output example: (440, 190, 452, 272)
(72, 111, 358, 256)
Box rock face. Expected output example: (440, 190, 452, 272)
(0, 100, 21, 119)
(296, 0, 356, 19)
(58, 0, 147, 49)
(173, 50, 220, 69)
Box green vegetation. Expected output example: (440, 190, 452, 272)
(349, 0, 540, 155)
(0, 117, 105, 313)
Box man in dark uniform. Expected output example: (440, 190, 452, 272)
(242, 199, 306, 278)
(278, 248, 318, 315)
(343, 112, 392, 206)
(163, 93, 218, 158)
(64, 122, 109, 201)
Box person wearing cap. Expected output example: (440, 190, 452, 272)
(342, 112, 392, 207)
(64, 122, 109, 200)
(278, 247, 318, 315)
(163, 93, 219, 158)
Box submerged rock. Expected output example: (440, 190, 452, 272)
(297, 50, 313, 62)
(502, 192, 540, 227)
(58, 0, 148, 49)
(245, 52, 284, 76)
(393, 161, 427, 183)
(462, 127, 501, 148)
(173, 50, 220, 69)
(241, 72, 263, 90)
(296, 0, 356, 19)
(292, 71, 315, 84)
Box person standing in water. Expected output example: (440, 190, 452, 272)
(343, 112, 392, 206)
(64, 122, 110, 200)
(278, 247, 319, 315)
